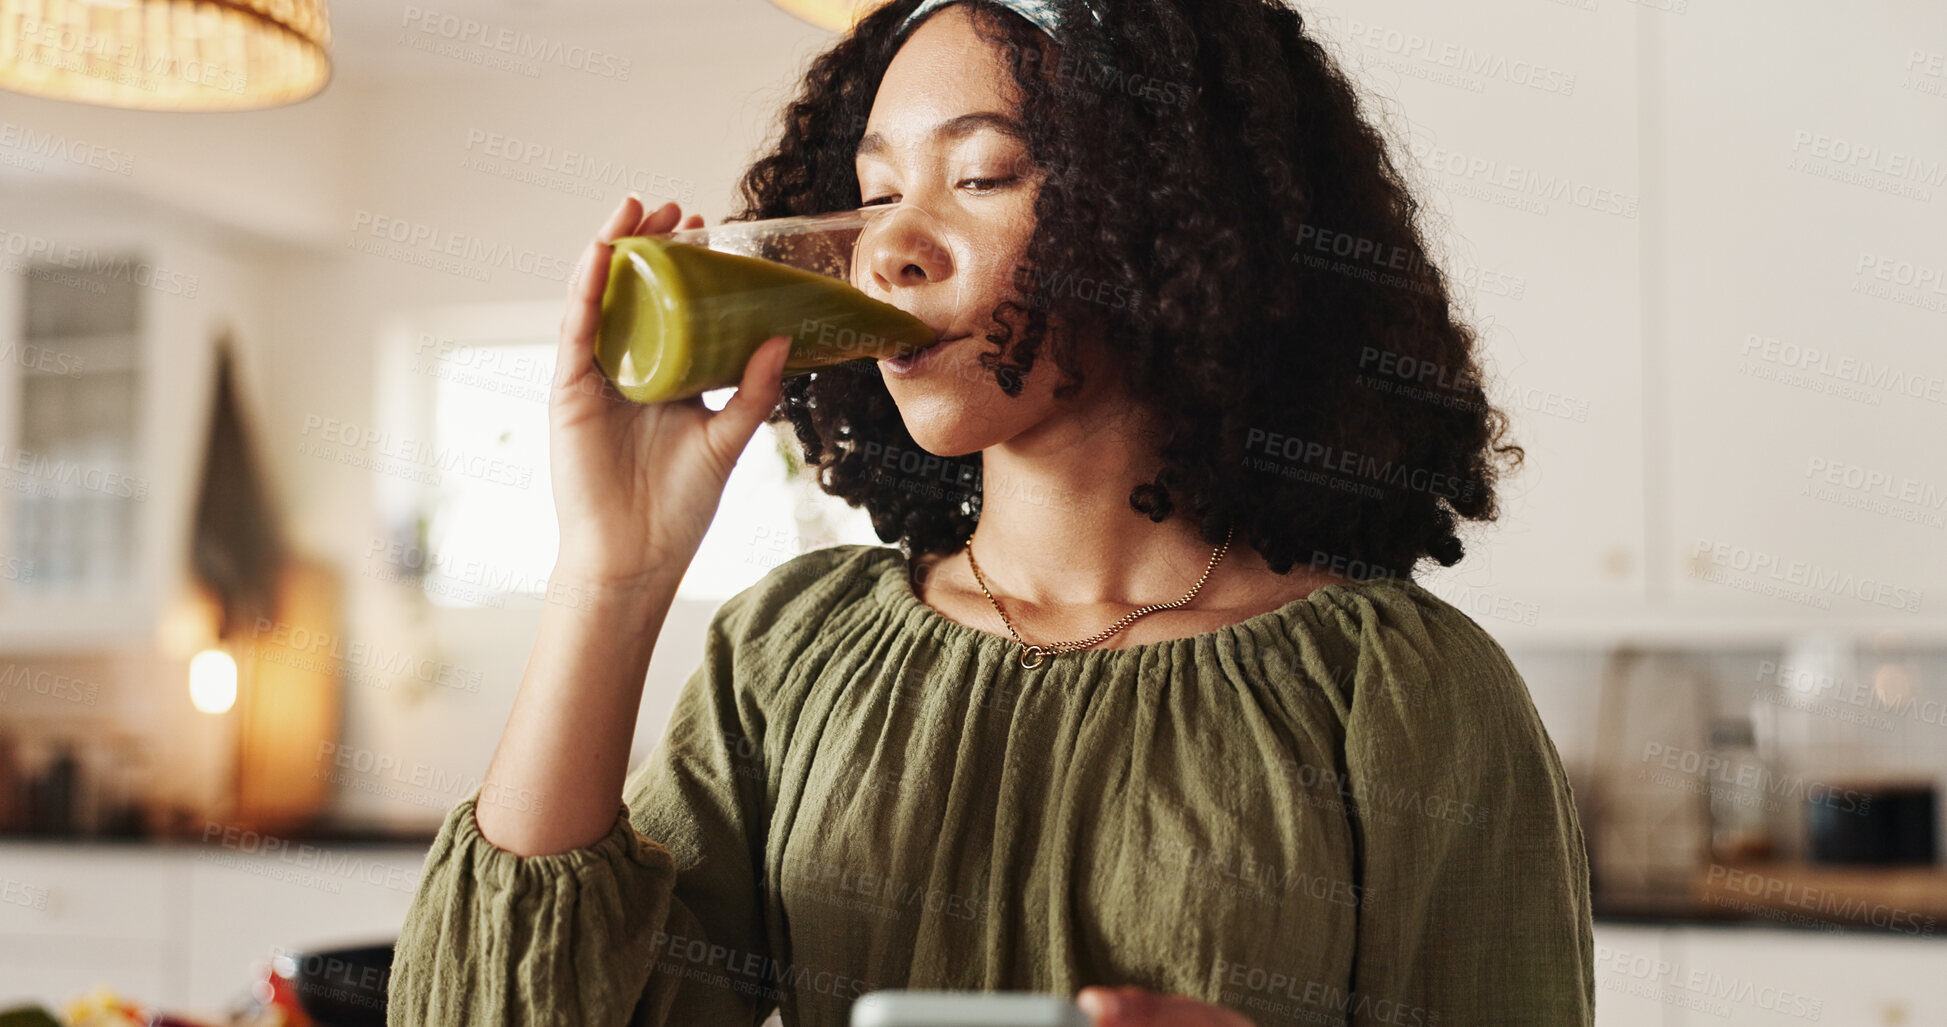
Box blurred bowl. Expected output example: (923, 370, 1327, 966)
(281, 942, 393, 1027)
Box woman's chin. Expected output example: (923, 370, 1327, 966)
(884, 398, 1002, 461)
(880, 352, 1051, 459)
(895, 422, 991, 462)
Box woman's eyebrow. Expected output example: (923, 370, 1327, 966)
(855, 112, 1027, 160)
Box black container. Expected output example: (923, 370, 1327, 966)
(287, 942, 393, 1027)
(1807, 780, 1939, 865)
(25, 743, 78, 835)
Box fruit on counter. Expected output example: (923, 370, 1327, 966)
(61, 987, 147, 1027)
(257, 958, 316, 1027)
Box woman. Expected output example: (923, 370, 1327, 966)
(389, 1, 1593, 1024)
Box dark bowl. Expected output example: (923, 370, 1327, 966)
(286, 942, 394, 1027)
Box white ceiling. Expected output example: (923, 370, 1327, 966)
(323, 0, 826, 81)
(0, 0, 843, 243)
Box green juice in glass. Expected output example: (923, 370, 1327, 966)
(596, 234, 939, 405)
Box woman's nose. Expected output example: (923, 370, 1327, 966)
(861, 207, 954, 296)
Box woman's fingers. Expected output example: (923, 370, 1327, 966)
(702, 336, 792, 474)
(557, 196, 646, 391)
(558, 197, 697, 398)
(1076, 987, 1139, 1023)
(629, 204, 697, 239)
(632, 197, 683, 237)
(1073, 987, 1255, 1026)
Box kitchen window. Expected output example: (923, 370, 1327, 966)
(377, 302, 876, 610)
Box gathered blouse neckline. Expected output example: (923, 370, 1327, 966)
(861, 545, 1421, 662)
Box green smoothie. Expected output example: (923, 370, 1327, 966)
(596, 235, 940, 405)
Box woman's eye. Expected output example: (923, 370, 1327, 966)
(859, 176, 1016, 206)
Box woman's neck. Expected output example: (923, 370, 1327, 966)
(916, 335, 1354, 623)
(970, 443, 1230, 609)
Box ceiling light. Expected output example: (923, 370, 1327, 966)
(0, 0, 332, 111)
(767, 0, 887, 32)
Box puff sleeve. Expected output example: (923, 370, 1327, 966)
(1317, 587, 1596, 1026)
(388, 584, 778, 1027)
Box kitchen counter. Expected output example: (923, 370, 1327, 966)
(0, 827, 437, 848)
(1597, 859, 1947, 936)
(0, 838, 429, 1018)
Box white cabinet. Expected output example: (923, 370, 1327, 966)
(1592, 922, 1947, 1027)
(0, 938, 175, 1019)
(1665, 927, 1946, 1027)
(0, 840, 427, 1019)
(1309, 2, 1947, 644)
(1651, 3, 1947, 628)
(1308, 0, 1648, 628)
(0, 187, 270, 653)
(1593, 922, 1677, 1027)
(0, 848, 182, 1008)
(184, 841, 427, 1015)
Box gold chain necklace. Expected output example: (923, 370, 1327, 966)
(963, 524, 1236, 670)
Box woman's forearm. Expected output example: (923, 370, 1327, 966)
(472, 568, 681, 856)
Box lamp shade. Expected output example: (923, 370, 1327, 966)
(767, 0, 888, 32)
(0, 0, 331, 111)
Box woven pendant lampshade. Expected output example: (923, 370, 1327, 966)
(767, 0, 887, 32)
(1, 0, 331, 111)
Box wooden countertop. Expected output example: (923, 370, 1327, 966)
(1692, 860, 1947, 931)
(1598, 860, 1947, 932)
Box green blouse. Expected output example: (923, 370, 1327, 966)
(388, 544, 1594, 1026)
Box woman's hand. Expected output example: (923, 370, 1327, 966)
(550, 194, 794, 590)
(472, 196, 793, 856)
(1075, 987, 1255, 1027)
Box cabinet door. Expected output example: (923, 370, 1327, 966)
(1306, 0, 1646, 629)
(1656, 3, 1947, 624)
(0, 846, 183, 1010)
(186, 844, 428, 1015)
(0, 196, 231, 652)
(0, 847, 176, 941)
(0, 263, 21, 595)
(1669, 927, 1947, 1026)
(0, 221, 171, 648)
(1593, 923, 1673, 1027)
(0, 937, 172, 1015)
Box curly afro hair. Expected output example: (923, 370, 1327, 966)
(730, 0, 1523, 581)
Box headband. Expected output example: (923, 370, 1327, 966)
(896, 0, 1107, 46)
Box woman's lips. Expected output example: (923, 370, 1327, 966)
(880, 333, 968, 376)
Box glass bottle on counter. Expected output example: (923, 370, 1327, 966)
(1705, 716, 1773, 862)
(0, 726, 17, 832)
(26, 739, 79, 835)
